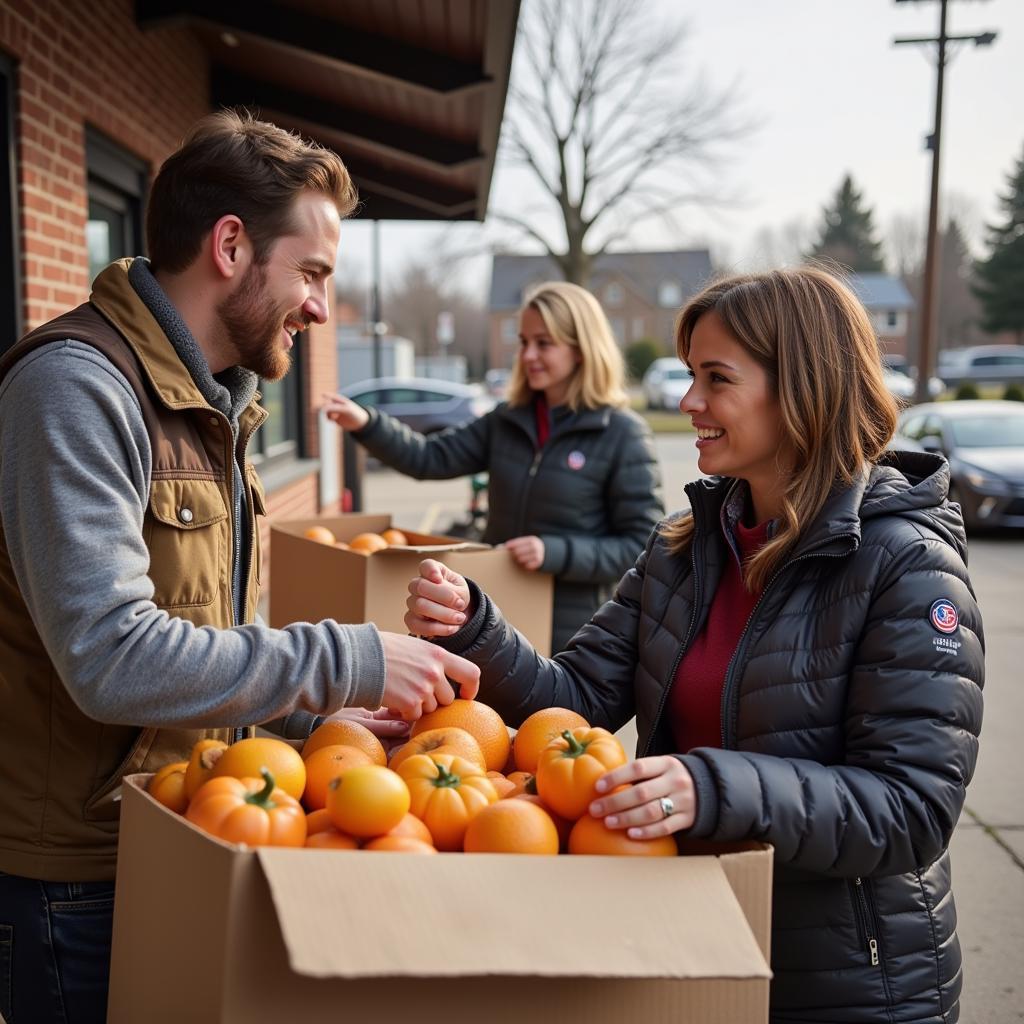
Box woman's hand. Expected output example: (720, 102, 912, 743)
(504, 535, 545, 571)
(587, 755, 697, 838)
(318, 706, 411, 754)
(405, 559, 472, 637)
(322, 393, 370, 431)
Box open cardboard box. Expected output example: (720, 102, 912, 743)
(270, 514, 554, 656)
(108, 776, 773, 1023)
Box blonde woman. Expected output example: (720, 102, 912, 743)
(405, 268, 984, 1022)
(325, 281, 663, 651)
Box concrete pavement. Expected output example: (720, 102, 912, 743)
(360, 433, 1024, 1022)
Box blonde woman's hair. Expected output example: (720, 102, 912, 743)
(662, 266, 899, 590)
(507, 280, 629, 411)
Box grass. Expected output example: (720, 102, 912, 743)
(630, 394, 694, 433)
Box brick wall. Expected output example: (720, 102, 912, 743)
(1, 1, 343, 574)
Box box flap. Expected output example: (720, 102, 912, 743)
(379, 541, 491, 554)
(256, 850, 771, 981)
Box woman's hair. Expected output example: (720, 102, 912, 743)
(146, 109, 358, 273)
(507, 280, 629, 411)
(662, 266, 899, 590)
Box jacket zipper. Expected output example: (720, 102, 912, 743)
(851, 877, 880, 966)
(719, 545, 853, 749)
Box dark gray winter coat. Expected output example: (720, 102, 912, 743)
(353, 401, 663, 651)
(438, 451, 984, 1023)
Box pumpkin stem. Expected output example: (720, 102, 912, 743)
(431, 761, 462, 788)
(245, 767, 277, 809)
(560, 729, 588, 758)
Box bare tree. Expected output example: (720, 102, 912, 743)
(495, 0, 745, 285)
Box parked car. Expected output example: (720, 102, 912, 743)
(341, 377, 495, 434)
(894, 399, 1024, 529)
(642, 356, 690, 411)
(882, 369, 945, 404)
(937, 345, 1024, 390)
(483, 367, 511, 399)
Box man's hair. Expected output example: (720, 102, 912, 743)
(146, 109, 358, 272)
(506, 280, 628, 411)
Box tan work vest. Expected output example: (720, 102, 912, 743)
(0, 260, 266, 880)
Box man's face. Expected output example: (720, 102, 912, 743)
(217, 191, 341, 380)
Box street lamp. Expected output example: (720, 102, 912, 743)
(893, 0, 997, 404)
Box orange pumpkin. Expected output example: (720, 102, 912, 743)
(396, 754, 498, 852)
(184, 739, 228, 800)
(185, 769, 306, 847)
(388, 726, 486, 772)
(147, 761, 189, 814)
(534, 727, 627, 820)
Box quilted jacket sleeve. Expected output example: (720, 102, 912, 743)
(352, 406, 491, 480)
(679, 526, 985, 878)
(436, 534, 658, 732)
(540, 413, 664, 584)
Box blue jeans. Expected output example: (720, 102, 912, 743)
(0, 871, 115, 1024)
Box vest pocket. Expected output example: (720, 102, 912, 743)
(83, 727, 157, 822)
(247, 466, 267, 585)
(145, 478, 228, 608)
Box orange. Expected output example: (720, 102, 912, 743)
(302, 744, 374, 810)
(305, 808, 335, 836)
(463, 799, 559, 855)
(411, 699, 511, 773)
(334, 541, 350, 550)
(348, 532, 389, 554)
(362, 835, 437, 854)
(486, 771, 517, 798)
(515, 793, 572, 851)
(305, 828, 359, 850)
(184, 738, 228, 800)
(388, 726, 486, 772)
(303, 525, 337, 545)
(380, 528, 408, 546)
(512, 707, 590, 773)
(147, 761, 189, 814)
(211, 737, 307, 801)
(303, 718, 387, 765)
(326, 765, 410, 838)
(567, 813, 678, 857)
(383, 813, 434, 845)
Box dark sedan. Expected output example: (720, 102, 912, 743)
(895, 400, 1024, 530)
(341, 377, 495, 435)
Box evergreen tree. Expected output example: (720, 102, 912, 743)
(973, 146, 1024, 340)
(807, 174, 886, 273)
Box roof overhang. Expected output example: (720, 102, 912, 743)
(135, 0, 519, 221)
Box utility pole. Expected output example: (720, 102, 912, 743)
(894, 0, 996, 403)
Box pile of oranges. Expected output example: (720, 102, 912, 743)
(147, 702, 677, 857)
(302, 524, 408, 554)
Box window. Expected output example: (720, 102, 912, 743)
(886, 311, 898, 328)
(0, 53, 20, 352)
(657, 281, 682, 308)
(250, 338, 304, 464)
(604, 282, 623, 307)
(85, 128, 146, 283)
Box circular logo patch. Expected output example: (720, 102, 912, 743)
(929, 598, 959, 634)
(567, 450, 586, 470)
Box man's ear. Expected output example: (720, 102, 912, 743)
(210, 214, 251, 281)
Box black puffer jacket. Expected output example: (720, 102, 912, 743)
(354, 401, 663, 651)
(439, 451, 984, 1023)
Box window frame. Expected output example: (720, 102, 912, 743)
(85, 127, 147, 280)
(249, 333, 306, 469)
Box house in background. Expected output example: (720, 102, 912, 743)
(0, 0, 517, 587)
(847, 273, 915, 358)
(488, 250, 713, 369)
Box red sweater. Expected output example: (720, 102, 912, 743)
(669, 518, 770, 752)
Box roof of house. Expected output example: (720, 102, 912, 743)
(489, 250, 713, 311)
(847, 273, 915, 311)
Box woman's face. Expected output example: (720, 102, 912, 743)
(518, 306, 581, 406)
(680, 310, 791, 520)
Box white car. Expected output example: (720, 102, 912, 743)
(882, 368, 945, 405)
(642, 357, 690, 411)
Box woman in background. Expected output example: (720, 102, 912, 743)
(325, 280, 663, 652)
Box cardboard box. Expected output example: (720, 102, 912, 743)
(270, 514, 554, 656)
(108, 776, 773, 1023)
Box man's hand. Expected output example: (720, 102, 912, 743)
(379, 630, 479, 721)
(322, 392, 370, 431)
(586, 756, 697, 838)
(405, 559, 472, 637)
(504, 535, 545, 571)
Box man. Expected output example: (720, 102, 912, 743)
(0, 110, 478, 1023)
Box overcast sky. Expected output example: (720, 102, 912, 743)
(336, 0, 1022, 307)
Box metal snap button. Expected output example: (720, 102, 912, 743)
(179, 507, 194, 524)
(209, 416, 219, 427)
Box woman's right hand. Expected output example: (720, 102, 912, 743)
(405, 559, 472, 637)
(322, 393, 370, 431)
